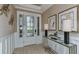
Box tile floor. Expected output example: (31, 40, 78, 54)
(13, 44, 53, 54)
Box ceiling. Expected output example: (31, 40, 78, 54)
(14, 4, 53, 13)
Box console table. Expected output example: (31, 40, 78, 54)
(47, 38, 77, 54)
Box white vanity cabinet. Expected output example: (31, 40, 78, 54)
(48, 39, 77, 54)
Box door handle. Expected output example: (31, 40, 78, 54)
(35, 29, 36, 34)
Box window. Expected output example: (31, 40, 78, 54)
(25, 16, 34, 36)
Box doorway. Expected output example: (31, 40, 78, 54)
(15, 11, 42, 48)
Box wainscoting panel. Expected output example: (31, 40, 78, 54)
(0, 33, 15, 54)
(0, 41, 2, 53)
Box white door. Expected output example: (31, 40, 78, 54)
(23, 12, 42, 46)
(16, 11, 42, 48)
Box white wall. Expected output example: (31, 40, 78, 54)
(0, 14, 12, 37)
(0, 5, 17, 37)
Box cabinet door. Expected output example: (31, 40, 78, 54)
(48, 40, 53, 48)
(55, 43, 61, 53)
(52, 41, 57, 51)
(48, 40, 57, 52)
(63, 46, 69, 54)
(57, 44, 69, 54)
(57, 44, 64, 54)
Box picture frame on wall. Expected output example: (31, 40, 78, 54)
(58, 6, 77, 31)
(48, 14, 57, 31)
